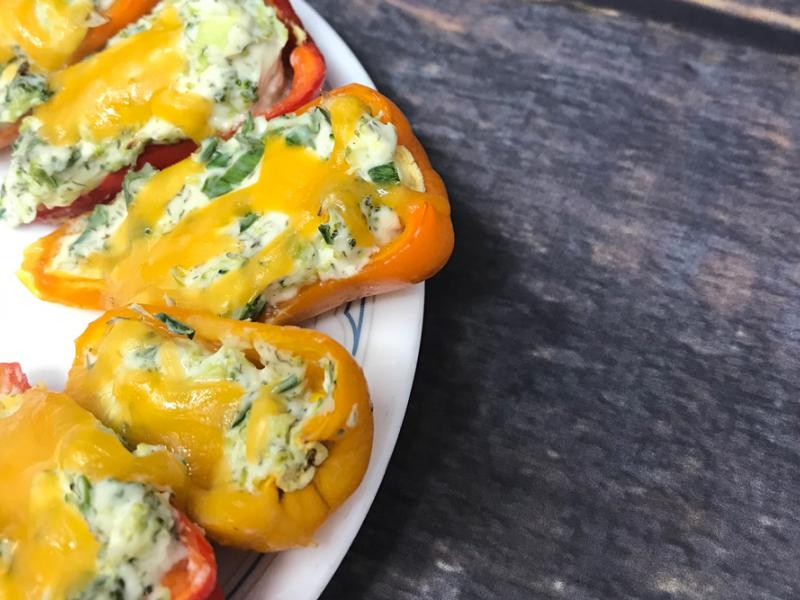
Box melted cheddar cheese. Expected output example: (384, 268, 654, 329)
(74, 310, 334, 494)
(68, 307, 374, 551)
(0, 0, 107, 126)
(36, 5, 202, 147)
(0, 0, 288, 225)
(0, 387, 189, 599)
(0, 0, 98, 72)
(43, 93, 437, 319)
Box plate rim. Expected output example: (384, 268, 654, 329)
(227, 2, 426, 598)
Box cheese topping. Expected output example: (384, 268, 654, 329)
(0, 0, 97, 72)
(45, 94, 434, 319)
(0, 0, 288, 225)
(75, 311, 339, 494)
(0, 0, 96, 125)
(0, 388, 188, 599)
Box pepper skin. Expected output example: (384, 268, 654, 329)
(0, 362, 29, 395)
(66, 306, 373, 552)
(72, 0, 162, 62)
(0, 363, 218, 600)
(20, 85, 454, 326)
(266, 84, 454, 324)
(34, 0, 325, 222)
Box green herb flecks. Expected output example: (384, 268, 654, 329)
(318, 223, 337, 244)
(154, 313, 195, 339)
(272, 374, 301, 394)
(202, 144, 265, 199)
(69, 475, 92, 512)
(198, 137, 222, 164)
(240, 113, 256, 136)
(239, 212, 259, 233)
(122, 164, 157, 206)
(30, 164, 58, 188)
(270, 108, 332, 153)
(72, 204, 110, 248)
(230, 405, 251, 428)
(368, 163, 400, 185)
(239, 293, 267, 321)
(236, 79, 259, 103)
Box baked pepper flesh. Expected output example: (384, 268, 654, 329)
(67, 306, 374, 552)
(0, 0, 325, 225)
(0, 363, 218, 600)
(0, 0, 161, 145)
(20, 84, 454, 324)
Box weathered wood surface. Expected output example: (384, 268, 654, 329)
(641, 0, 800, 20)
(310, 0, 800, 598)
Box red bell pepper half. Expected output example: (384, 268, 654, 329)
(162, 511, 221, 600)
(35, 0, 325, 222)
(0, 363, 30, 395)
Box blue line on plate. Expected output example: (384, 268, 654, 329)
(343, 297, 367, 356)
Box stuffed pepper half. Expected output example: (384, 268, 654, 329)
(67, 306, 373, 551)
(0, 0, 162, 148)
(0, 363, 219, 600)
(0, 0, 325, 225)
(20, 84, 453, 324)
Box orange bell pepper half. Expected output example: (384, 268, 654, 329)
(0, 363, 219, 599)
(20, 84, 453, 325)
(33, 0, 325, 222)
(67, 306, 373, 552)
(269, 84, 454, 324)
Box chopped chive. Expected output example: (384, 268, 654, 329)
(154, 313, 195, 339)
(241, 113, 256, 136)
(239, 212, 259, 233)
(206, 151, 230, 169)
(31, 165, 58, 188)
(239, 294, 266, 321)
(202, 144, 264, 199)
(272, 374, 301, 394)
(72, 204, 109, 248)
(122, 164, 156, 206)
(231, 405, 251, 428)
(318, 223, 336, 244)
(70, 475, 92, 511)
(198, 137, 220, 163)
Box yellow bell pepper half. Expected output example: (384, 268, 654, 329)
(0, 368, 219, 600)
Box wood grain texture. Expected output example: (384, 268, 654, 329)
(577, 0, 800, 51)
(642, 0, 800, 21)
(682, 0, 800, 17)
(309, 0, 800, 598)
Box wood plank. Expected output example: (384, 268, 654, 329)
(578, 0, 800, 49)
(642, 0, 800, 20)
(308, 0, 800, 598)
(681, 0, 800, 18)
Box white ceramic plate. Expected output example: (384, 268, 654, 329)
(0, 1, 424, 597)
